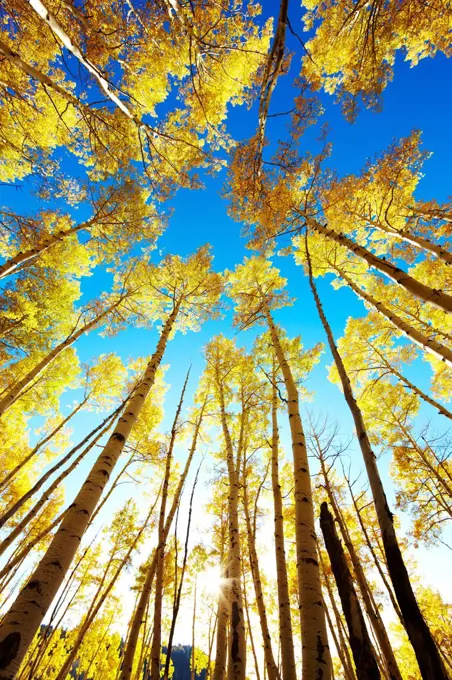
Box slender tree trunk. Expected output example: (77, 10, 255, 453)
(309, 220, 452, 313)
(332, 264, 452, 367)
(88, 453, 135, 528)
(365, 342, 452, 420)
(191, 577, 197, 680)
(206, 610, 218, 680)
(54, 503, 156, 680)
(0, 303, 179, 678)
(0, 509, 66, 580)
(269, 373, 297, 680)
(218, 384, 246, 680)
(356, 214, 452, 266)
(320, 503, 381, 680)
(324, 599, 355, 680)
(319, 551, 356, 680)
(163, 463, 201, 680)
(0, 398, 87, 493)
(28, 0, 140, 121)
(0, 221, 91, 280)
(0, 413, 117, 557)
(318, 462, 402, 680)
(0, 297, 125, 416)
(242, 461, 280, 680)
(346, 486, 404, 626)
(120, 397, 205, 680)
(263, 301, 332, 680)
(0, 39, 87, 112)
(150, 372, 190, 680)
(212, 551, 230, 680)
(242, 575, 260, 680)
(0, 402, 121, 532)
(306, 240, 450, 680)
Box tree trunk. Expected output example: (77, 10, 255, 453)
(0, 296, 125, 416)
(366, 341, 452, 420)
(356, 213, 452, 267)
(319, 551, 356, 680)
(309, 220, 452, 313)
(191, 577, 197, 680)
(346, 486, 404, 627)
(319, 462, 402, 680)
(0, 39, 87, 112)
(163, 462, 201, 680)
(242, 574, 260, 680)
(263, 301, 332, 680)
(242, 459, 280, 680)
(0, 220, 90, 280)
(269, 373, 297, 680)
(0, 411, 118, 557)
(150, 372, 190, 680)
(0, 510, 66, 581)
(324, 599, 355, 680)
(306, 240, 450, 680)
(0, 402, 121, 532)
(217, 384, 246, 680)
(212, 551, 230, 680)
(320, 503, 381, 680)
(333, 264, 452, 367)
(120, 398, 205, 680)
(0, 303, 179, 679)
(0, 397, 87, 493)
(28, 0, 139, 121)
(53, 503, 155, 680)
(216, 385, 246, 680)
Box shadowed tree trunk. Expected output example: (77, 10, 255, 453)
(320, 503, 381, 680)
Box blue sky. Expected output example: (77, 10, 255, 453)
(1, 0, 452, 626)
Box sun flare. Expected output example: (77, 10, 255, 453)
(198, 566, 223, 596)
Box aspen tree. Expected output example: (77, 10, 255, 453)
(304, 219, 452, 314)
(242, 443, 280, 680)
(210, 488, 231, 680)
(303, 237, 449, 680)
(163, 462, 202, 680)
(345, 481, 404, 626)
(0, 410, 118, 557)
(150, 372, 190, 680)
(0, 181, 161, 279)
(268, 374, 297, 680)
(336, 314, 452, 421)
(53, 499, 157, 680)
(0, 362, 129, 529)
(228, 257, 332, 680)
(304, 249, 452, 367)
(311, 431, 402, 680)
(203, 336, 247, 680)
(319, 549, 357, 680)
(0, 248, 222, 677)
(0, 291, 131, 416)
(319, 133, 452, 267)
(120, 398, 207, 679)
(320, 502, 381, 680)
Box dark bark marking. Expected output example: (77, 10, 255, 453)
(0, 632, 21, 669)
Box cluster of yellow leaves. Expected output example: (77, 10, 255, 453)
(301, 0, 452, 116)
